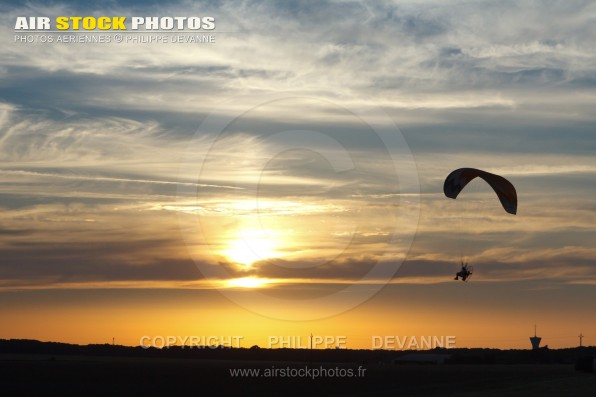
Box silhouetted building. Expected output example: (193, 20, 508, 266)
(530, 324, 541, 350)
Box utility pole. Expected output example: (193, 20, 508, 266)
(112, 337, 115, 346)
(309, 333, 313, 368)
(578, 333, 583, 347)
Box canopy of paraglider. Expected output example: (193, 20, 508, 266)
(443, 168, 518, 281)
(444, 168, 517, 215)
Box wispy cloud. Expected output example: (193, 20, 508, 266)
(0, 169, 242, 190)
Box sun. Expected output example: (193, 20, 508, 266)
(223, 229, 279, 267)
(225, 277, 272, 289)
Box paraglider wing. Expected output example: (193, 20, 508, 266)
(443, 168, 517, 214)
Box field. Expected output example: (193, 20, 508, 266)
(1, 354, 594, 396)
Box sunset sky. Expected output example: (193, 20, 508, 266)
(0, 1, 594, 349)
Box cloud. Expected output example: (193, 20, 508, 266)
(2, 1, 595, 113)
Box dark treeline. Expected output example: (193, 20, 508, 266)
(1, 339, 594, 365)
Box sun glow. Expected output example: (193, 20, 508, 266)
(223, 229, 281, 267)
(225, 277, 272, 289)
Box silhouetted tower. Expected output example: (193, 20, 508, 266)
(529, 324, 541, 350)
(578, 333, 583, 347)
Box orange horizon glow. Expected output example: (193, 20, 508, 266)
(1, 290, 591, 350)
